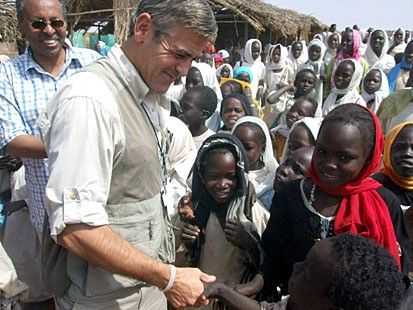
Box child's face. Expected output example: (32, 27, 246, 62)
(370, 30, 386, 56)
(233, 125, 264, 171)
(328, 34, 339, 50)
(237, 72, 251, 83)
(202, 151, 238, 205)
(251, 42, 261, 60)
(273, 147, 313, 192)
(288, 239, 335, 310)
(287, 124, 314, 155)
(186, 68, 204, 90)
(363, 70, 382, 95)
(222, 98, 246, 130)
(180, 91, 203, 127)
(221, 66, 231, 78)
(271, 47, 281, 63)
(309, 45, 322, 62)
(313, 122, 369, 188)
(394, 30, 404, 44)
(294, 71, 316, 96)
(292, 42, 303, 59)
(286, 99, 315, 129)
(340, 31, 354, 56)
(391, 125, 413, 178)
(334, 61, 354, 90)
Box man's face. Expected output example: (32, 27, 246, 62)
(20, 0, 67, 59)
(134, 23, 209, 93)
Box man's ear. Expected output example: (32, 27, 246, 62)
(132, 13, 153, 44)
(201, 109, 212, 120)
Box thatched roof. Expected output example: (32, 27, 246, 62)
(210, 0, 325, 39)
(0, 0, 325, 44)
(0, 0, 19, 42)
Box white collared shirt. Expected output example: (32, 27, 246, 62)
(41, 45, 170, 239)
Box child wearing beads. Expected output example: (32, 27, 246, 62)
(261, 104, 410, 297)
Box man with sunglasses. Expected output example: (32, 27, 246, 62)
(0, 0, 100, 308)
(41, 0, 218, 309)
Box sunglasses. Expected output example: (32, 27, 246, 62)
(31, 19, 65, 30)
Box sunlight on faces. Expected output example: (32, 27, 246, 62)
(370, 30, 385, 56)
(202, 151, 238, 206)
(292, 42, 303, 59)
(363, 69, 382, 94)
(309, 45, 322, 61)
(313, 122, 369, 188)
(130, 14, 209, 93)
(391, 125, 413, 178)
(334, 61, 354, 90)
(340, 31, 354, 56)
(233, 125, 265, 171)
(328, 34, 339, 50)
(287, 124, 315, 155)
(221, 98, 246, 130)
(20, 0, 66, 58)
(288, 239, 336, 310)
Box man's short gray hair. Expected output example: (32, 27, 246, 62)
(129, 0, 217, 42)
(16, 0, 67, 21)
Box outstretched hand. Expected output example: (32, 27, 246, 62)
(165, 268, 216, 309)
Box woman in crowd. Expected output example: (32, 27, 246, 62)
(363, 29, 395, 74)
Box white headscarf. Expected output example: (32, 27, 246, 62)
(364, 29, 395, 74)
(243, 39, 262, 64)
(361, 68, 390, 113)
(323, 59, 366, 116)
(288, 40, 309, 76)
(324, 32, 341, 64)
(266, 44, 289, 71)
(232, 116, 278, 197)
(302, 39, 327, 77)
(218, 49, 230, 59)
(281, 117, 323, 161)
(216, 63, 233, 79)
(390, 27, 407, 55)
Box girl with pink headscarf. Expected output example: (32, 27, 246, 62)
(324, 29, 369, 98)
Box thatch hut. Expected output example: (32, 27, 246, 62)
(0, 0, 325, 51)
(65, 0, 325, 46)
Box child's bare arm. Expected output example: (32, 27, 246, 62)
(205, 282, 261, 310)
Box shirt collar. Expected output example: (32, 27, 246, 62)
(23, 43, 82, 76)
(107, 44, 150, 101)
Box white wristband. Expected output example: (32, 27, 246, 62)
(162, 264, 176, 292)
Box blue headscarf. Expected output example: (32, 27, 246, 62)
(234, 66, 254, 83)
(388, 56, 413, 92)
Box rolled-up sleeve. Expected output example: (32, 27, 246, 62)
(43, 78, 124, 239)
(0, 66, 28, 148)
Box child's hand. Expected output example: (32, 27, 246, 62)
(178, 194, 195, 222)
(181, 223, 200, 248)
(204, 282, 227, 299)
(233, 274, 264, 297)
(224, 221, 256, 250)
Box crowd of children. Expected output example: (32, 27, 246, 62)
(2, 21, 413, 310)
(163, 24, 413, 310)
